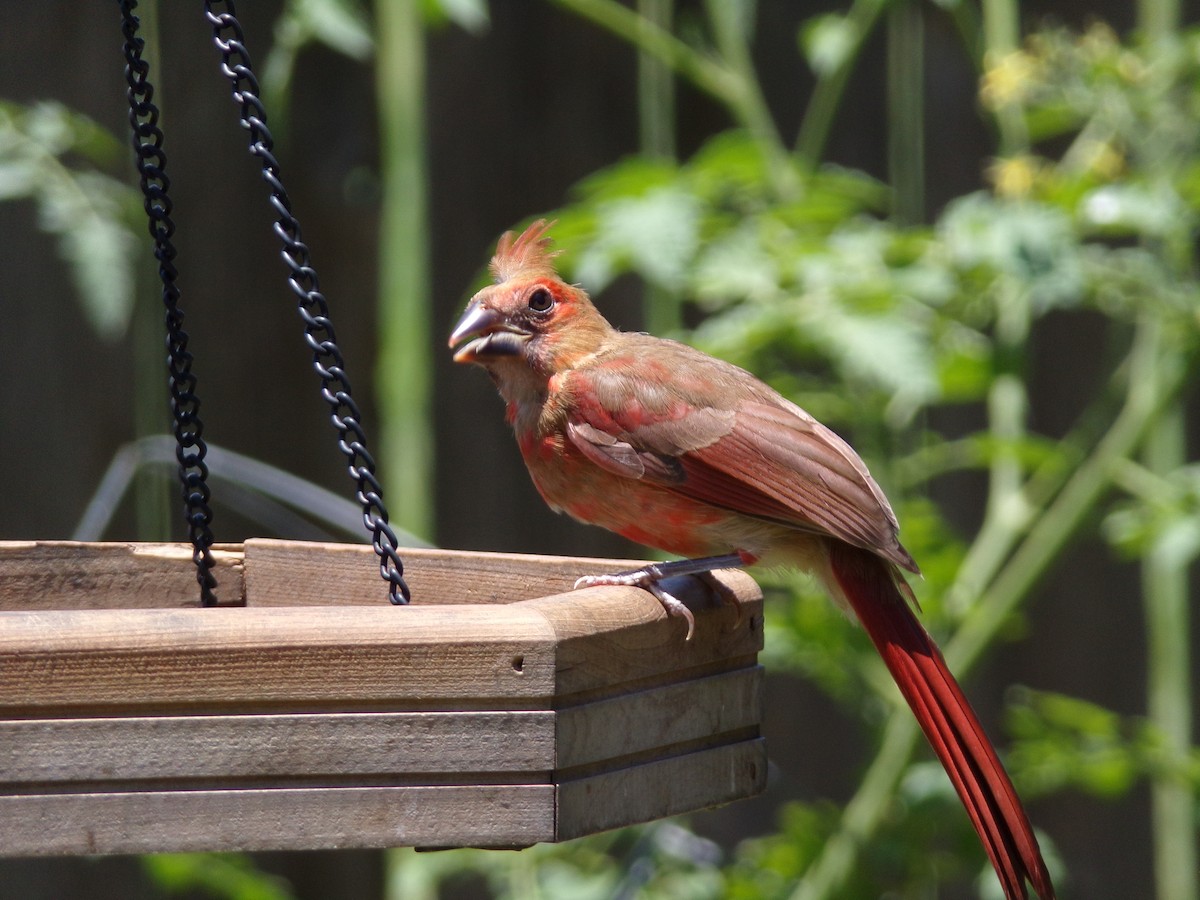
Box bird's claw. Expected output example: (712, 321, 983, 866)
(574, 566, 696, 640)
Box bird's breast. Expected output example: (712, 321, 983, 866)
(517, 427, 753, 559)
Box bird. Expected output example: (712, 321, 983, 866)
(449, 219, 1055, 900)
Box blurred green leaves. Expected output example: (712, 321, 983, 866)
(1106, 461, 1200, 565)
(491, 12, 1200, 900)
(107, 6, 1198, 900)
(1007, 688, 1200, 799)
(142, 853, 296, 900)
(0, 100, 138, 340)
(799, 14, 858, 78)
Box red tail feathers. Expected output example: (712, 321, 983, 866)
(828, 541, 1055, 900)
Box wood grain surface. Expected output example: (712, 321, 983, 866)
(0, 540, 767, 855)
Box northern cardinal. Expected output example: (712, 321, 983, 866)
(450, 220, 1055, 900)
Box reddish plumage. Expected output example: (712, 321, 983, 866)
(450, 220, 1055, 899)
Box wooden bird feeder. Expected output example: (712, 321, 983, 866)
(0, 539, 765, 856)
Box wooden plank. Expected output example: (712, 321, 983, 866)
(243, 538, 651, 606)
(0, 605, 559, 711)
(0, 539, 666, 609)
(522, 570, 764, 697)
(0, 669, 761, 784)
(0, 744, 768, 855)
(0, 540, 763, 627)
(0, 541, 245, 610)
(0, 785, 554, 856)
(0, 540, 769, 856)
(556, 667, 763, 769)
(0, 574, 760, 711)
(0, 711, 558, 783)
(555, 738, 768, 841)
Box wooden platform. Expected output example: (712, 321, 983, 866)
(0, 539, 766, 856)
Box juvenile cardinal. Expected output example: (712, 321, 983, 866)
(450, 220, 1054, 900)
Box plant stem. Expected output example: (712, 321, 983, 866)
(1139, 0, 1181, 44)
(945, 287, 1031, 615)
(1134, 0, 1197, 890)
(637, 0, 682, 335)
(702, 0, 797, 197)
(550, 0, 795, 195)
(132, 0, 171, 541)
(374, 0, 433, 541)
(942, 0, 1032, 612)
(789, 713, 920, 900)
(980, 0, 1027, 155)
(547, 0, 738, 108)
(887, 0, 925, 224)
(946, 0, 985, 70)
(794, 0, 888, 166)
(946, 316, 1175, 673)
(385, 849, 437, 900)
(791, 316, 1179, 900)
(1143, 405, 1197, 900)
(637, 0, 676, 163)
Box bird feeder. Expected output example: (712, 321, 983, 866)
(0, 4, 766, 858)
(0, 539, 765, 856)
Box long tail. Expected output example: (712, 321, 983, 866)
(827, 541, 1055, 900)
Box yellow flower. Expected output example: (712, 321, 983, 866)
(1116, 50, 1147, 84)
(1084, 141, 1126, 180)
(1078, 22, 1119, 63)
(988, 156, 1039, 199)
(981, 50, 1037, 109)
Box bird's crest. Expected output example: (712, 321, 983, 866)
(490, 219, 561, 283)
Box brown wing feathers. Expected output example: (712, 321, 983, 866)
(570, 360, 916, 570)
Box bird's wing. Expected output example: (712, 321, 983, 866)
(563, 358, 916, 571)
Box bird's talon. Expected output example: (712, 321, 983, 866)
(573, 566, 695, 639)
(647, 581, 696, 640)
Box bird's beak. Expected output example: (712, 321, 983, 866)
(449, 300, 530, 364)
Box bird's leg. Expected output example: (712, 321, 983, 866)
(573, 552, 752, 640)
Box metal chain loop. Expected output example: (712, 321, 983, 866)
(203, 0, 411, 604)
(120, 0, 218, 606)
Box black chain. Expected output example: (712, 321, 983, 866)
(203, 0, 411, 604)
(120, 0, 218, 606)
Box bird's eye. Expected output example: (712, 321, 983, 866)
(528, 287, 554, 313)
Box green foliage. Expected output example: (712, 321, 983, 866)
(1105, 461, 1200, 565)
(800, 14, 859, 77)
(388, 825, 724, 900)
(722, 803, 846, 899)
(0, 100, 138, 340)
(469, 9, 1200, 900)
(1007, 688, 1200, 798)
(163, 5, 1194, 900)
(142, 853, 296, 900)
(261, 0, 488, 133)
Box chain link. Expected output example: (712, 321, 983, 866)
(120, 0, 218, 606)
(203, 0, 411, 604)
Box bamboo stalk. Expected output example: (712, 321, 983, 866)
(130, 0, 172, 542)
(637, 0, 681, 336)
(1134, 0, 1195, 891)
(1142, 406, 1197, 900)
(794, 0, 888, 166)
(374, 0, 433, 541)
(981, 0, 1027, 155)
(887, 0, 925, 224)
(793, 316, 1181, 900)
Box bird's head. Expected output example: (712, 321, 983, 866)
(449, 220, 612, 382)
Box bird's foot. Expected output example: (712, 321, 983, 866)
(573, 553, 752, 641)
(574, 567, 696, 639)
